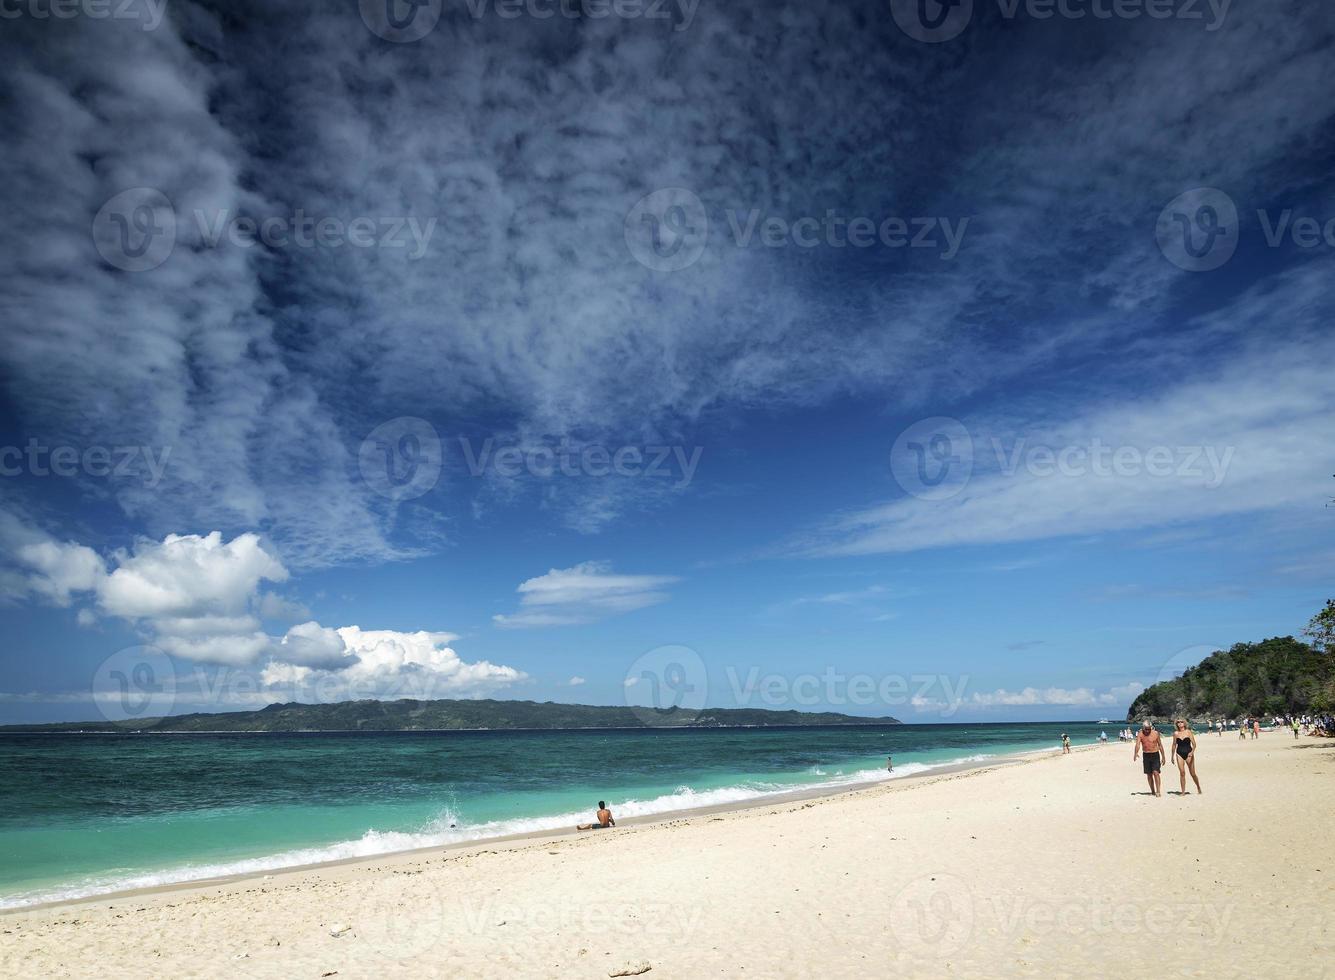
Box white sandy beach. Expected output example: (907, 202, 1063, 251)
(3, 734, 1331, 979)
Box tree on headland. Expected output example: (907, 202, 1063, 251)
(1302, 599, 1335, 653)
(1127, 600, 1335, 722)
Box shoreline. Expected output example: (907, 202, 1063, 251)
(1, 742, 1064, 914)
(3, 735, 1328, 977)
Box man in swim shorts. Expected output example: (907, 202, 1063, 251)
(576, 801, 615, 831)
(1133, 720, 1164, 797)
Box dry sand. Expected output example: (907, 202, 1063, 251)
(3, 734, 1331, 979)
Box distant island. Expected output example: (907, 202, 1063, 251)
(0, 697, 901, 733)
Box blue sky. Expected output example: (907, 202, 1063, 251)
(0, 0, 1332, 724)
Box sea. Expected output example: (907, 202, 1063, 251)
(0, 721, 1109, 909)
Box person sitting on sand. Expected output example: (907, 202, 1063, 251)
(576, 801, 615, 831)
(1171, 719, 1202, 795)
(1133, 720, 1165, 797)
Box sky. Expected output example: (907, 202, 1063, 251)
(0, 0, 1332, 725)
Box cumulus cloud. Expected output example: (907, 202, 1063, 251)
(0, 508, 107, 606)
(567, 676, 586, 686)
(493, 561, 678, 629)
(262, 625, 525, 700)
(0, 512, 526, 697)
(93, 531, 286, 666)
(270, 621, 357, 670)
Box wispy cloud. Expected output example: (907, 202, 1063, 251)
(492, 561, 679, 629)
(798, 321, 1335, 558)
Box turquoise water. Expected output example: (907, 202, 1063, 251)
(0, 722, 1106, 908)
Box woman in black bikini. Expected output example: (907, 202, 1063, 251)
(1171, 719, 1202, 795)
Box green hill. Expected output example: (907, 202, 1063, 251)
(1126, 635, 1335, 722)
(0, 698, 900, 733)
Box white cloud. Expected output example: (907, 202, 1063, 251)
(271, 621, 357, 670)
(0, 510, 106, 607)
(262, 625, 526, 700)
(567, 676, 586, 686)
(493, 561, 678, 629)
(908, 681, 1145, 713)
(94, 531, 287, 667)
(0, 513, 527, 697)
(806, 334, 1335, 558)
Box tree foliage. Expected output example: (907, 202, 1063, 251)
(1127, 634, 1334, 722)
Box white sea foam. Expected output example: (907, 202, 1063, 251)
(0, 750, 997, 910)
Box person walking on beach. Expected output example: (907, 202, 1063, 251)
(1171, 719, 1202, 795)
(1061, 733, 1071, 754)
(1252, 718, 1260, 739)
(576, 801, 615, 831)
(886, 755, 893, 772)
(1134, 720, 1165, 797)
